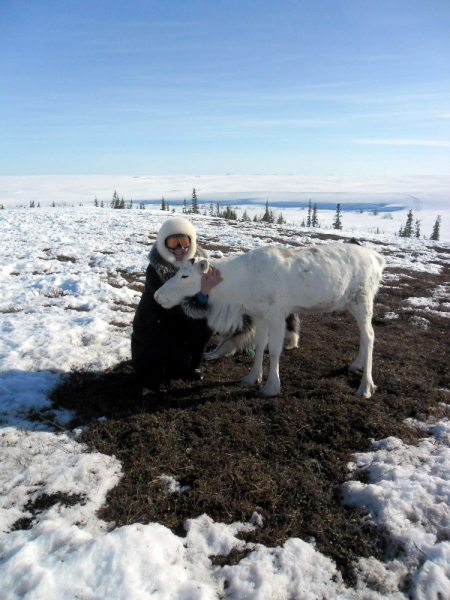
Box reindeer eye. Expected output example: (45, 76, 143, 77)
(181, 275, 188, 279)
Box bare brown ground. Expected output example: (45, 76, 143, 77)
(48, 243, 450, 585)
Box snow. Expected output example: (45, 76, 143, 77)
(1, 173, 449, 241)
(1, 175, 450, 598)
(343, 421, 450, 599)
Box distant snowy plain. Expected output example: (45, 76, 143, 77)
(1, 175, 450, 599)
(1, 173, 449, 240)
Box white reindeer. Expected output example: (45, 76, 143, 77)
(154, 243, 385, 398)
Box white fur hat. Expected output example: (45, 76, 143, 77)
(155, 216, 197, 266)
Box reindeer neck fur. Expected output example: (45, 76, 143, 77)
(205, 254, 250, 335)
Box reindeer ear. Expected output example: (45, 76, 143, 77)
(198, 259, 209, 274)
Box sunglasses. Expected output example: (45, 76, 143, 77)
(165, 234, 191, 249)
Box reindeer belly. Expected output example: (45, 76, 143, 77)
(283, 264, 356, 315)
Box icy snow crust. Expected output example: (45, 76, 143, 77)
(1, 206, 450, 598)
(343, 420, 450, 598)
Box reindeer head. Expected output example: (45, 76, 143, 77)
(154, 257, 209, 308)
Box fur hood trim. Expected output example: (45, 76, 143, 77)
(149, 226, 208, 284)
(148, 245, 179, 282)
(155, 217, 197, 267)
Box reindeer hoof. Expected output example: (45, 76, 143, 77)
(356, 383, 376, 398)
(258, 385, 280, 398)
(349, 362, 363, 372)
(240, 375, 261, 387)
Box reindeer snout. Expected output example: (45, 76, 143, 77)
(154, 289, 172, 308)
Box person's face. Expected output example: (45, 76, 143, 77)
(165, 234, 191, 261)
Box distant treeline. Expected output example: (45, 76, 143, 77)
(91, 190, 443, 241)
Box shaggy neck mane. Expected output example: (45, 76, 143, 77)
(205, 256, 246, 335)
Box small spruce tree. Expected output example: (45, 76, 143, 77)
(414, 219, 421, 238)
(306, 199, 312, 227)
(183, 198, 188, 213)
(311, 203, 319, 227)
(209, 202, 214, 217)
(401, 210, 414, 237)
(161, 197, 166, 211)
(332, 204, 343, 230)
(222, 205, 237, 220)
(431, 215, 441, 241)
(261, 200, 274, 223)
(241, 209, 251, 222)
(191, 188, 200, 214)
(111, 190, 120, 209)
(94, 196, 99, 207)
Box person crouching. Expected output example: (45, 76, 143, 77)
(131, 216, 221, 391)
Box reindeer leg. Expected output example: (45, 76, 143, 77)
(348, 302, 376, 397)
(241, 317, 268, 387)
(284, 314, 300, 350)
(259, 317, 285, 397)
(204, 338, 226, 360)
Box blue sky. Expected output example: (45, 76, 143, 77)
(1, 0, 449, 176)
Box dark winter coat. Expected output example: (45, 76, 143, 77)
(131, 245, 212, 389)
